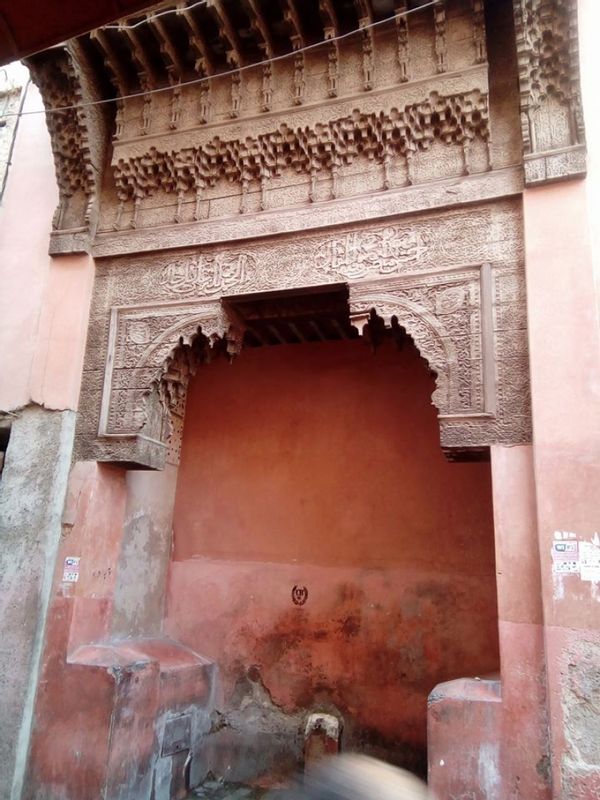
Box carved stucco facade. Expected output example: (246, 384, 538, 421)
(26, 0, 586, 469)
(77, 196, 528, 466)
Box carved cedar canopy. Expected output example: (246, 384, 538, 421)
(29, 0, 586, 257)
(24, 0, 537, 464)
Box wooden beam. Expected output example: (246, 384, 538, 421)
(119, 24, 157, 88)
(244, 0, 275, 58)
(206, 0, 244, 65)
(318, 0, 339, 36)
(354, 0, 373, 26)
(267, 323, 287, 344)
(89, 28, 129, 93)
(288, 322, 306, 343)
(309, 320, 327, 341)
(176, 3, 214, 76)
(284, 0, 305, 49)
(148, 12, 185, 80)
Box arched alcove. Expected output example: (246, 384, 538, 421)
(162, 326, 500, 782)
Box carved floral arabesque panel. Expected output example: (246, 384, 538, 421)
(76, 198, 530, 466)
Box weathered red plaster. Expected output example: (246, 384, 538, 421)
(26, 461, 213, 799)
(167, 339, 499, 771)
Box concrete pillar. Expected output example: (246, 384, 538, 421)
(491, 445, 550, 799)
(0, 407, 76, 800)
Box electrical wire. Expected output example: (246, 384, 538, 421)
(0, 0, 440, 120)
(101, 0, 210, 29)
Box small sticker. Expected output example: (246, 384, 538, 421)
(551, 541, 579, 575)
(62, 556, 80, 583)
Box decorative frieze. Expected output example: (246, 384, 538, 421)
(93, 199, 523, 308)
(92, 167, 523, 259)
(111, 89, 490, 227)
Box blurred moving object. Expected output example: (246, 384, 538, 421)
(301, 755, 430, 800)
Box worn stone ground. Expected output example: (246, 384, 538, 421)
(190, 779, 296, 800)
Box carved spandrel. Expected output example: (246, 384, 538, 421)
(348, 271, 486, 414)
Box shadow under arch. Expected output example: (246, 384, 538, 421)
(135, 287, 459, 466)
(349, 292, 458, 416)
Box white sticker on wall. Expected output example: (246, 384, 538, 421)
(551, 541, 579, 575)
(62, 556, 80, 583)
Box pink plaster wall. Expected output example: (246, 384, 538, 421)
(579, 0, 600, 305)
(166, 339, 500, 769)
(0, 81, 93, 413)
(523, 10, 600, 783)
(524, 179, 600, 797)
(524, 181, 600, 628)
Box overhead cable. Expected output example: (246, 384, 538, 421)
(0, 0, 440, 120)
(101, 0, 210, 30)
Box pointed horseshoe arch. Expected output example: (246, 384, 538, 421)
(132, 289, 462, 468)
